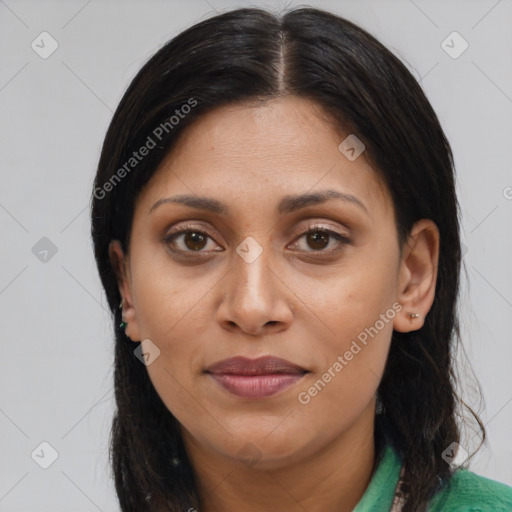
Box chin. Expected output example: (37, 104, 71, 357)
(217, 430, 313, 470)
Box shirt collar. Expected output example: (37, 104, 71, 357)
(352, 443, 403, 512)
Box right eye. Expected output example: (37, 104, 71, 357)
(163, 226, 224, 254)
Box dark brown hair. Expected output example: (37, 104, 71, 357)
(90, 7, 485, 511)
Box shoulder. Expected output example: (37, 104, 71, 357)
(427, 468, 512, 512)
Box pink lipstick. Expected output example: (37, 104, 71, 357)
(205, 356, 308, 399)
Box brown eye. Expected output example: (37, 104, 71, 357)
(306, 231, 330, 250)
(183, 231, 208, 251)
(289, 225, 351, 254)
(164, 226, 222, 254)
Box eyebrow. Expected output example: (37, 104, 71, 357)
(149, 189, 369, 216)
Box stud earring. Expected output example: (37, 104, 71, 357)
(407, 312, 420, 319)
(119, 300, 128, 330)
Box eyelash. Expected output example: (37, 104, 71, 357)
(163, 222, 351, 257)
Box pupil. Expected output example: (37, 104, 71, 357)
(307, 231, 329, 250)
(185, 232, 207, 250)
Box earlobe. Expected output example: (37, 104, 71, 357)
(393, 219, 440, 333)
(108, 240, 141, 342)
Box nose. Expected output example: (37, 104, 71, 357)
(216, 240, 294, 336)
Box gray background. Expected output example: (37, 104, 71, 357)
(1, 0, 511, 509)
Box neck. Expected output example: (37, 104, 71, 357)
(183, 401, 378, 512)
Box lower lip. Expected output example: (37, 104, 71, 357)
(209, 373, 305, 399)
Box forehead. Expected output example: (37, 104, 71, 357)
(136, 96, 392, 220)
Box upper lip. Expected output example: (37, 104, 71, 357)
(205, 356, 308, 375)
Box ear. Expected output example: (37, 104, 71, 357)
(393, 219, 440, 333)
(109, 240, 141, 342)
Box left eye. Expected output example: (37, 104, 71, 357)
(289, 228, 350, 252)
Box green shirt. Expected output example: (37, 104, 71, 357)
(353, 443, 512, 511)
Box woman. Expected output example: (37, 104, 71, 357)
(90, 6, 512, 512)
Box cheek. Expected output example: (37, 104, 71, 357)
(302, 248, 399, 344)
(131, 247, 217, 340)
(129, 260, 216, 405)
(296, 244, 399, 397)
(299, 299, 395, 405)
(294, 302, 395, 440)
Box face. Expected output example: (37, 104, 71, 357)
(110, 96, 438, 471)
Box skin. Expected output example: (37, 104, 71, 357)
(109, 96, 439, 512)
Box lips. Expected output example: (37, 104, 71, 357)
(206, 356, 307, 375)
(205, 356, 308, 399)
